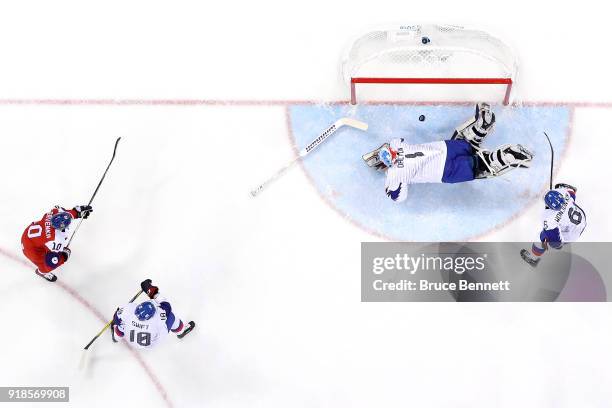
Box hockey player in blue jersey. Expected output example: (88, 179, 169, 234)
(521, 183, 587, 267)
(112, 279, 195, 349)
(362, 103, 535, 203)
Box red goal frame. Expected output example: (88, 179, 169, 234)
(350, 77, 514, 105)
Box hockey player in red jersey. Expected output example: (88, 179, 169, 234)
(21, 205, 93, 282)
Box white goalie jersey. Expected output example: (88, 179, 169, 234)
(384, 138, 447, 202)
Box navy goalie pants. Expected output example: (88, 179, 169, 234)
(441, 139, 476, 183)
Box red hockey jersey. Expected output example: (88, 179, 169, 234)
(21, 206, 77, 273)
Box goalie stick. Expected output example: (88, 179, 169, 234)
(250, 118, 368, 197)
(67, 137, 122, 247)
(519, 131, 555, 267)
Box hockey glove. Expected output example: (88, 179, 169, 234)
(74, 205, 93, 219)
(112, 308, 124, 340)
(141, 279, 159, 299)
(61, 247, 71, 262)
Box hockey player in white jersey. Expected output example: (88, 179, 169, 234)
(362, 103, 534, 203)
(112, 279, 195, 349)
(521, 183, 587, 267)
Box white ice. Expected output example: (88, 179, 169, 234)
(0, 1, 611, 408)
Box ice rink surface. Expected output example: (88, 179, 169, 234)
(1, 1, 612, 407)
(290, 103, 571, 240)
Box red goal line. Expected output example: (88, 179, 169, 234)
(350, 77, 514, 105)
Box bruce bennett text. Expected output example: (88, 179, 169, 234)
(373, 279, 511, 292)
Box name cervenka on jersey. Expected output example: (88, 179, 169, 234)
(44, 212, 53, 239)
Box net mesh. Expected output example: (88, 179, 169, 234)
(342, 25, 517, 82)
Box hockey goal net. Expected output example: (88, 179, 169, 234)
(342, 25, 518, 105)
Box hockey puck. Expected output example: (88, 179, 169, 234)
(421, 37, 430, 45)
(419, 115, 425, 122)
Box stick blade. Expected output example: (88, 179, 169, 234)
(338, 117, 368, 131)
(250, 186, 263, 198)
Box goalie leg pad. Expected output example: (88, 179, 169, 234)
(475, 144, 534, 179)
(452, 103, 496, 148)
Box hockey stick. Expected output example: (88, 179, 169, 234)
(67, 137, 122, 247)
(543, 132, 554, 189)
(83, 289, 143, 350)
(250, 118, 368, 197)
(519, 132, 556, 267)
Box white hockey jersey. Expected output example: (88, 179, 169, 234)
(541, 187, 586, 244)
(384, 138, 447, 202)
(115, 301, 170, 349)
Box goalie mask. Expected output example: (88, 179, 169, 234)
(378, 146, 397, 168)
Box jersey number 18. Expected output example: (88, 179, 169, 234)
(129, 330, 152, 347)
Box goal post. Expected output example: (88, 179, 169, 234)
(342, 25, 518, 105)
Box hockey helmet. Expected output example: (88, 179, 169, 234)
(51, 212, 72, 230)
(378, 146, 397, 168)
(544, 190, 566, 211)
(135, 301, 156, 321)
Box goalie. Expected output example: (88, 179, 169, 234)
(362, 103, 534, 203)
